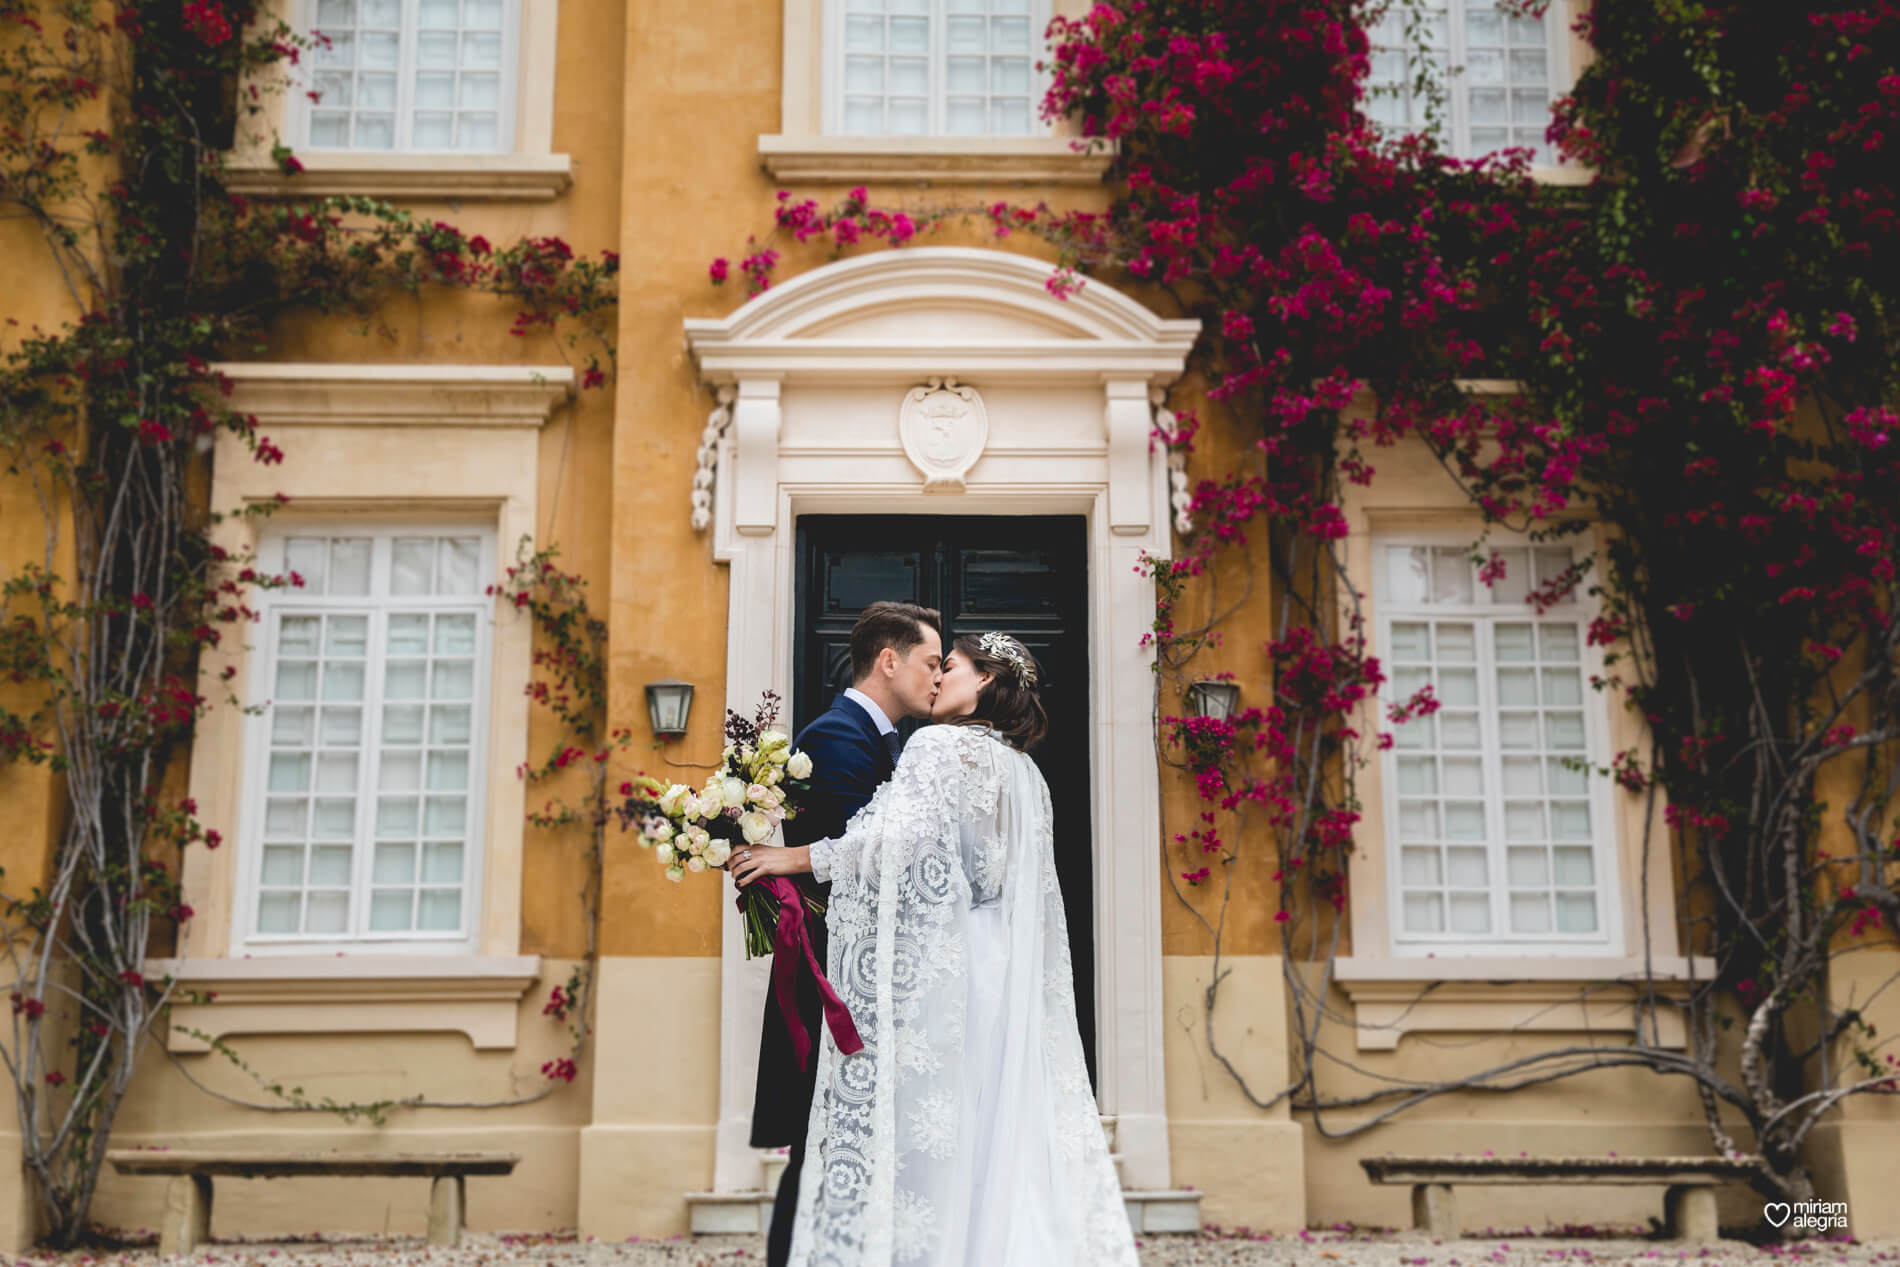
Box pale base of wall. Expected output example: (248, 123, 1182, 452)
(687, 1146, 1160, 1236)
(0, 1132, 36, 1253)
(577, 1123, 714, 1241)
(682, 1184, 1200, 1238)
(1808, 1118, 1900, 1238)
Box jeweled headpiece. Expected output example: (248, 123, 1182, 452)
(977, 631, 1038, 687)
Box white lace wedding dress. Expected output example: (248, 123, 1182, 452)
(791, 724, 1136, 1267)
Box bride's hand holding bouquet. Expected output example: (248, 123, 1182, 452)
(614, 691, 819, 958)
(614, 690, 861, 1069)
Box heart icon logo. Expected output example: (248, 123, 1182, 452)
(1764, 1202, 1792, 1228)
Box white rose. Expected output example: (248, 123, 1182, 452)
(686, 856, 707, 873)
(647, 820, 674, 844)
(666, 865, 684, 883)
(680, 792, 702, 820)
(722, 776, 746, 805)
(786, 751, 813, 780)
(657, 783, 690, 817)
(759, 729, 788, 751)
(707, 841, 732, 867)
(686, 826, 711, 852)
(739, 811, 773, 845)
(654, 843, 676, 865)
(698, 781, 725, 814)
(746, 782, 770, 804)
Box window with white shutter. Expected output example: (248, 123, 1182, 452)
(241, 527, 494, 951)
(1378, 536, 1617, 952)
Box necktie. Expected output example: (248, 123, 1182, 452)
(883, 731, 902, 766)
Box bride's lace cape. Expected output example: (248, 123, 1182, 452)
(791, 725, 1136, 1267)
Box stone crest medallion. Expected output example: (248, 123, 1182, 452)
(898, 376, 988, 492)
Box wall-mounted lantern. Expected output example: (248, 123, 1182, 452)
(645, 679, 696, 740)
(1184, 680, 1241, 722)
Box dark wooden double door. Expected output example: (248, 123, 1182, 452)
(794, 515, 1095, 1085)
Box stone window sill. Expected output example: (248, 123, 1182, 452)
(757, 135, 1115, 185)
(1334, 955, 1716, 1051)
(222, 152, 574, 202)
(1531, 164, 1592, 187)
(148, 954, 543, 1053)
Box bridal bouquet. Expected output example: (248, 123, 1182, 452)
(618, 691, 816, 958)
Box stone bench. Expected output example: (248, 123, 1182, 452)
(105, 1150, 520, 1256)
(1360, 1155, 1763, 1243)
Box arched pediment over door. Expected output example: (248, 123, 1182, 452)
(683, 247, 1200, 1202)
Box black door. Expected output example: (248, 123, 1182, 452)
(794, 515, 1095, 1087)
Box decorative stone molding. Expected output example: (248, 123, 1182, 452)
(684, 247, 1200, 387)
(210, 362, 576, 428)
(691, 386, 738, 532)
(222, 153, 574, 202)
(731, 380, 784, 536)
(898, 377, 988, 492)
(1104, 379, 1153, 535)
(150, 955, 543, 1052)
(682, 246, 1200, 1197)
(1333, 956, 1716, 1051)
(756, 135, 1116, 186)
(184, 362, 567, 964)
(1153, 386, 1193, 536)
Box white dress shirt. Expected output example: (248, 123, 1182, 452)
(810, 688, 897, 882)
(843, 686, 897, 736)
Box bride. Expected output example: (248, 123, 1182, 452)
(730, 631, 1136, 1267)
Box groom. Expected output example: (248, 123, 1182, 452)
(751, 600, 943, 1267)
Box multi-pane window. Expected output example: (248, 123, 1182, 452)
(833, 0, 1042, 136)
(247, 530, 491, 948)
(1364, 0, 1562, 162)
(1379, 540, 1611, 949)
(305, 0, 515, 152)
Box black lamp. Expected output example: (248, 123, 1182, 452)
(1185, 680, 1241, 721)
(645, 679, 695, 740)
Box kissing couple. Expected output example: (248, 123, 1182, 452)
(730, 601, 1136, 1267)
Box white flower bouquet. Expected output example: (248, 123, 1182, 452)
(616, 691, 816, 958)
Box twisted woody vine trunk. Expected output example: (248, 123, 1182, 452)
(0, 2, 277, 1240)
(718, 0, 1900, 1220)
(1, 1, 618, 1242)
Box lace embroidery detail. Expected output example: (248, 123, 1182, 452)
(906, 1088, 957, 1160)
(789, 725, 1137, 1267)
(891, 1188, 937, 1262)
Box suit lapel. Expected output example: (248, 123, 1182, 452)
(833, 692, 894, 778)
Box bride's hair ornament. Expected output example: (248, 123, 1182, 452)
(977, 631, 1038, 687)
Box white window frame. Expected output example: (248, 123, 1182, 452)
(1366, 0, 1571, 163)
(1374, 528, 1620, 957)
(294, 0, 523, 155)
(234, 522, 497, 956)
(821, 0, 1055, 138)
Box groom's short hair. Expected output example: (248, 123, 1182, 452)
(850, 601, 943, 683)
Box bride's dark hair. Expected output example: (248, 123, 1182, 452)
(944, 632, 1049, 751)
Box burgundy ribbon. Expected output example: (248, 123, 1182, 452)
(748, 876, 864, 1071)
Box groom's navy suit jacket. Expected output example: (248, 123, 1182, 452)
(749, 691, 896, 1148)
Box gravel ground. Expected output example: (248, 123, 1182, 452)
(16, 1230, 1900, 1267)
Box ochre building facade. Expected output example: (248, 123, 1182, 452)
(1, 0, 1895, 1250)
